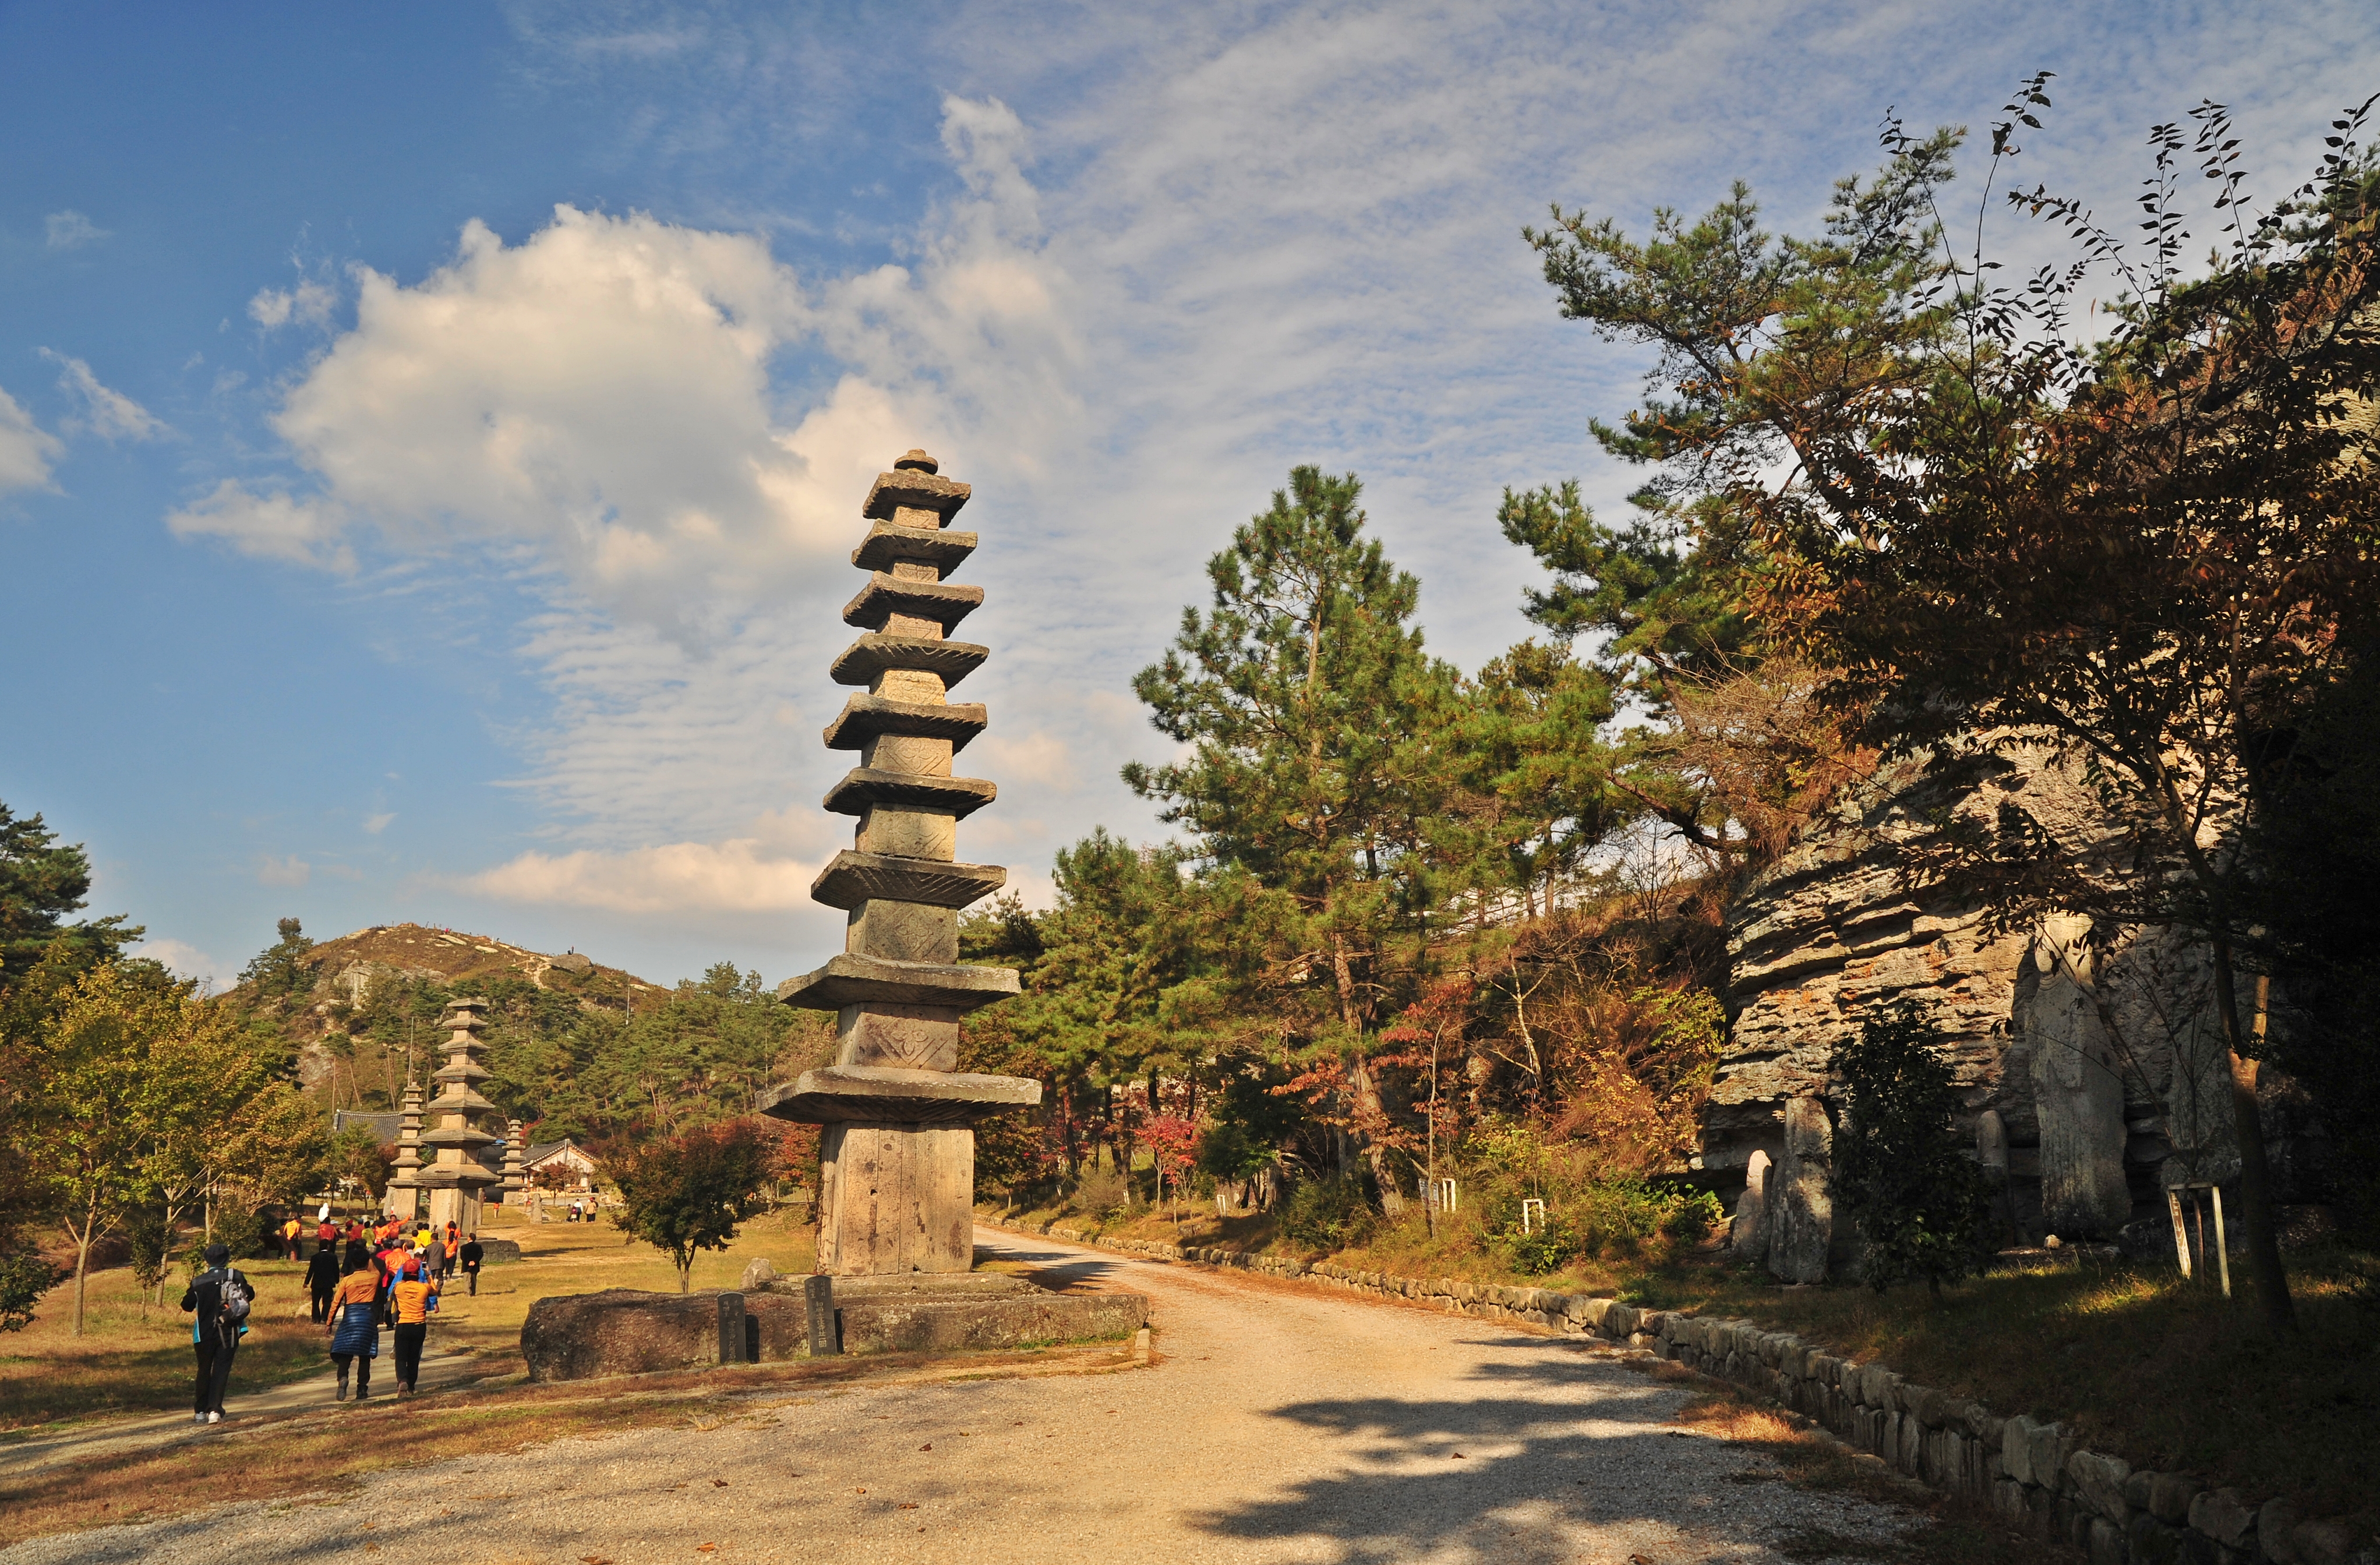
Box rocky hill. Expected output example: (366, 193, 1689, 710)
(291, 922, 668, 1008)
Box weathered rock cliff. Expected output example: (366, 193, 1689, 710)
(1706, 742, 2332, 1274)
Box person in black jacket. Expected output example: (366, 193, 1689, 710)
(305, 1240, 340, 1322)
(458, 1234, 484, 1296)
(178, 1243, 252, 1425)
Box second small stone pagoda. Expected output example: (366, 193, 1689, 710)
(387, 1077, 426, 1216)
(415, 998, 507, 1233)
(762, 450, 1040, 1276)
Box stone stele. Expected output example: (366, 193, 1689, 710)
(2021, 917, 2130, 1238)
(761, 450, 1039, 1278)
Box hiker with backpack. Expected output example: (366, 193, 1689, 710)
(325, 1253, 381, 1401)
(178, 1242, 252, 1425)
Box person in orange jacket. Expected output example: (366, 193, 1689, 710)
(387, 1259, 440, 1394)
(324, 1256, 382, 1401)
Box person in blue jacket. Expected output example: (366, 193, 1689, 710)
(178, 1242, 252, 1425)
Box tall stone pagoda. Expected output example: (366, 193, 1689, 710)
(387, 1077, 426, 1217)
(762, 449, 1038, 1276)
(416, 998, 507, 1232)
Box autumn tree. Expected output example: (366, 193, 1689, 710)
(610, 1119, 771, 1292)
(1525, 79, 2380, 1330)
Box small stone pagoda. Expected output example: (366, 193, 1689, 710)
(762, 450, 1040, 1276)
(502, 1118, 527, 1199)
(387, 1077, 427, 1216)
(416, 998, 507, 1232)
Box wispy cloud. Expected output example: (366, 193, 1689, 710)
(257, 854, 312, 888)
(0, 387, 63, 496)
(44, 210, 107, 250)
(40, 350, 167, 442)
(249, 278, 338, 331)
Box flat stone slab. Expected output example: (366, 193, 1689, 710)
(863, 468, 971, 521)
(520, 1274, 1145, 1379)
(823, 767, 997, 818)
(842, 573, 983, 633)
(810, 850, 1007, 911)
(773, 953, 1021, 1012)
(822, 694, 988, 751)
(853, 521, 977, 573)
(830, 634, 988, 688)
(758, 1065, 1040, 1125)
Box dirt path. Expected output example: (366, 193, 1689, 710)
(3, 1228, 1923, 1564)
(0, 1345, 491, 1479)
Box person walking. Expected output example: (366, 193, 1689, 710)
(387, 1258, 439, 1394)
(325, 1255, 380, 1402)
(458, 1233, 484, 1296)
(342, 1227, 368, 1274)
(178, 1243, 253, 1425)
(281, 1216, 303, 1262)
(305, 1239, 340, 1323)
(442, 1225, 460, 1280)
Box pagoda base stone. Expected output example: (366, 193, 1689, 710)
(768, 1272, 1149, 1355)
(520, 1276, 1148, 1380)
(759, 1065, 1041, 1125)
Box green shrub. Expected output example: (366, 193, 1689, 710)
(1830, 1002, 1991, 1294)
(1280, 1178, 1375, 1250)
(1499, 1216, 1578, 1274)
(1068, 1165, 1130, 1220)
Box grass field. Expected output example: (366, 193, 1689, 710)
(0, 1203, 818, 1439)
(1001, 1197, 2379, 1534)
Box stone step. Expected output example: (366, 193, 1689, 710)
(822, 768, 997, 818)
(774, 952, 1021, 1012)
(822, 694, 988, 751)
(758, 1064, 1040, 1125)
(830, 633, 988, 688)
(852, 521, 976, 573)
(810, 850, 1007, 911)
(843, 573, 984, 633)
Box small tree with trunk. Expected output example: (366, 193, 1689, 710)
(1829, 1005, 1991, 1294)
(610, 1121, 771, 1293)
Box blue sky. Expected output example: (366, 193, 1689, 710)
(3, 1, 2373, 990)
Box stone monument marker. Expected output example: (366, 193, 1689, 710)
(761, 450, 1040, 1278)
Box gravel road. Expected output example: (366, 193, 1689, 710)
(7, 1228, 1920, 1564)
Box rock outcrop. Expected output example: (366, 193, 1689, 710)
(1707, 741, 2330, 1276)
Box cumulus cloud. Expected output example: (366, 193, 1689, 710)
(464, 837, 827, 914)
(248, 278, 337, 330)
(0, 387, 62, 496)
(41, 350, 166, 441)
(44, 210, 107, 250)
(186, 206, 926, 633)
(257, 854, 312, 888)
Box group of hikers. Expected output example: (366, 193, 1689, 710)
(180, 1211, 486, 1423)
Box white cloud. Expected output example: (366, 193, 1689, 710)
(0, 387, 62, 496)
(248, 278, 337, 330)
(463, 837, 827, 914)
(44, 210, 107, 250)
(257, 854, 312, 888)
(166, 480, 355, 571)
(363, 811, 396, 834)
(40, 350, 166, 441)
(976, 729, 1078, 792)
(134, 937, 229, 991)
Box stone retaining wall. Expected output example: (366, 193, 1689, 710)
(987, 1217, 2370, 1565)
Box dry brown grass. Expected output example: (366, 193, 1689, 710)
(0, 1336, 1143, 1549)
(1, 1203, 820, 1438)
